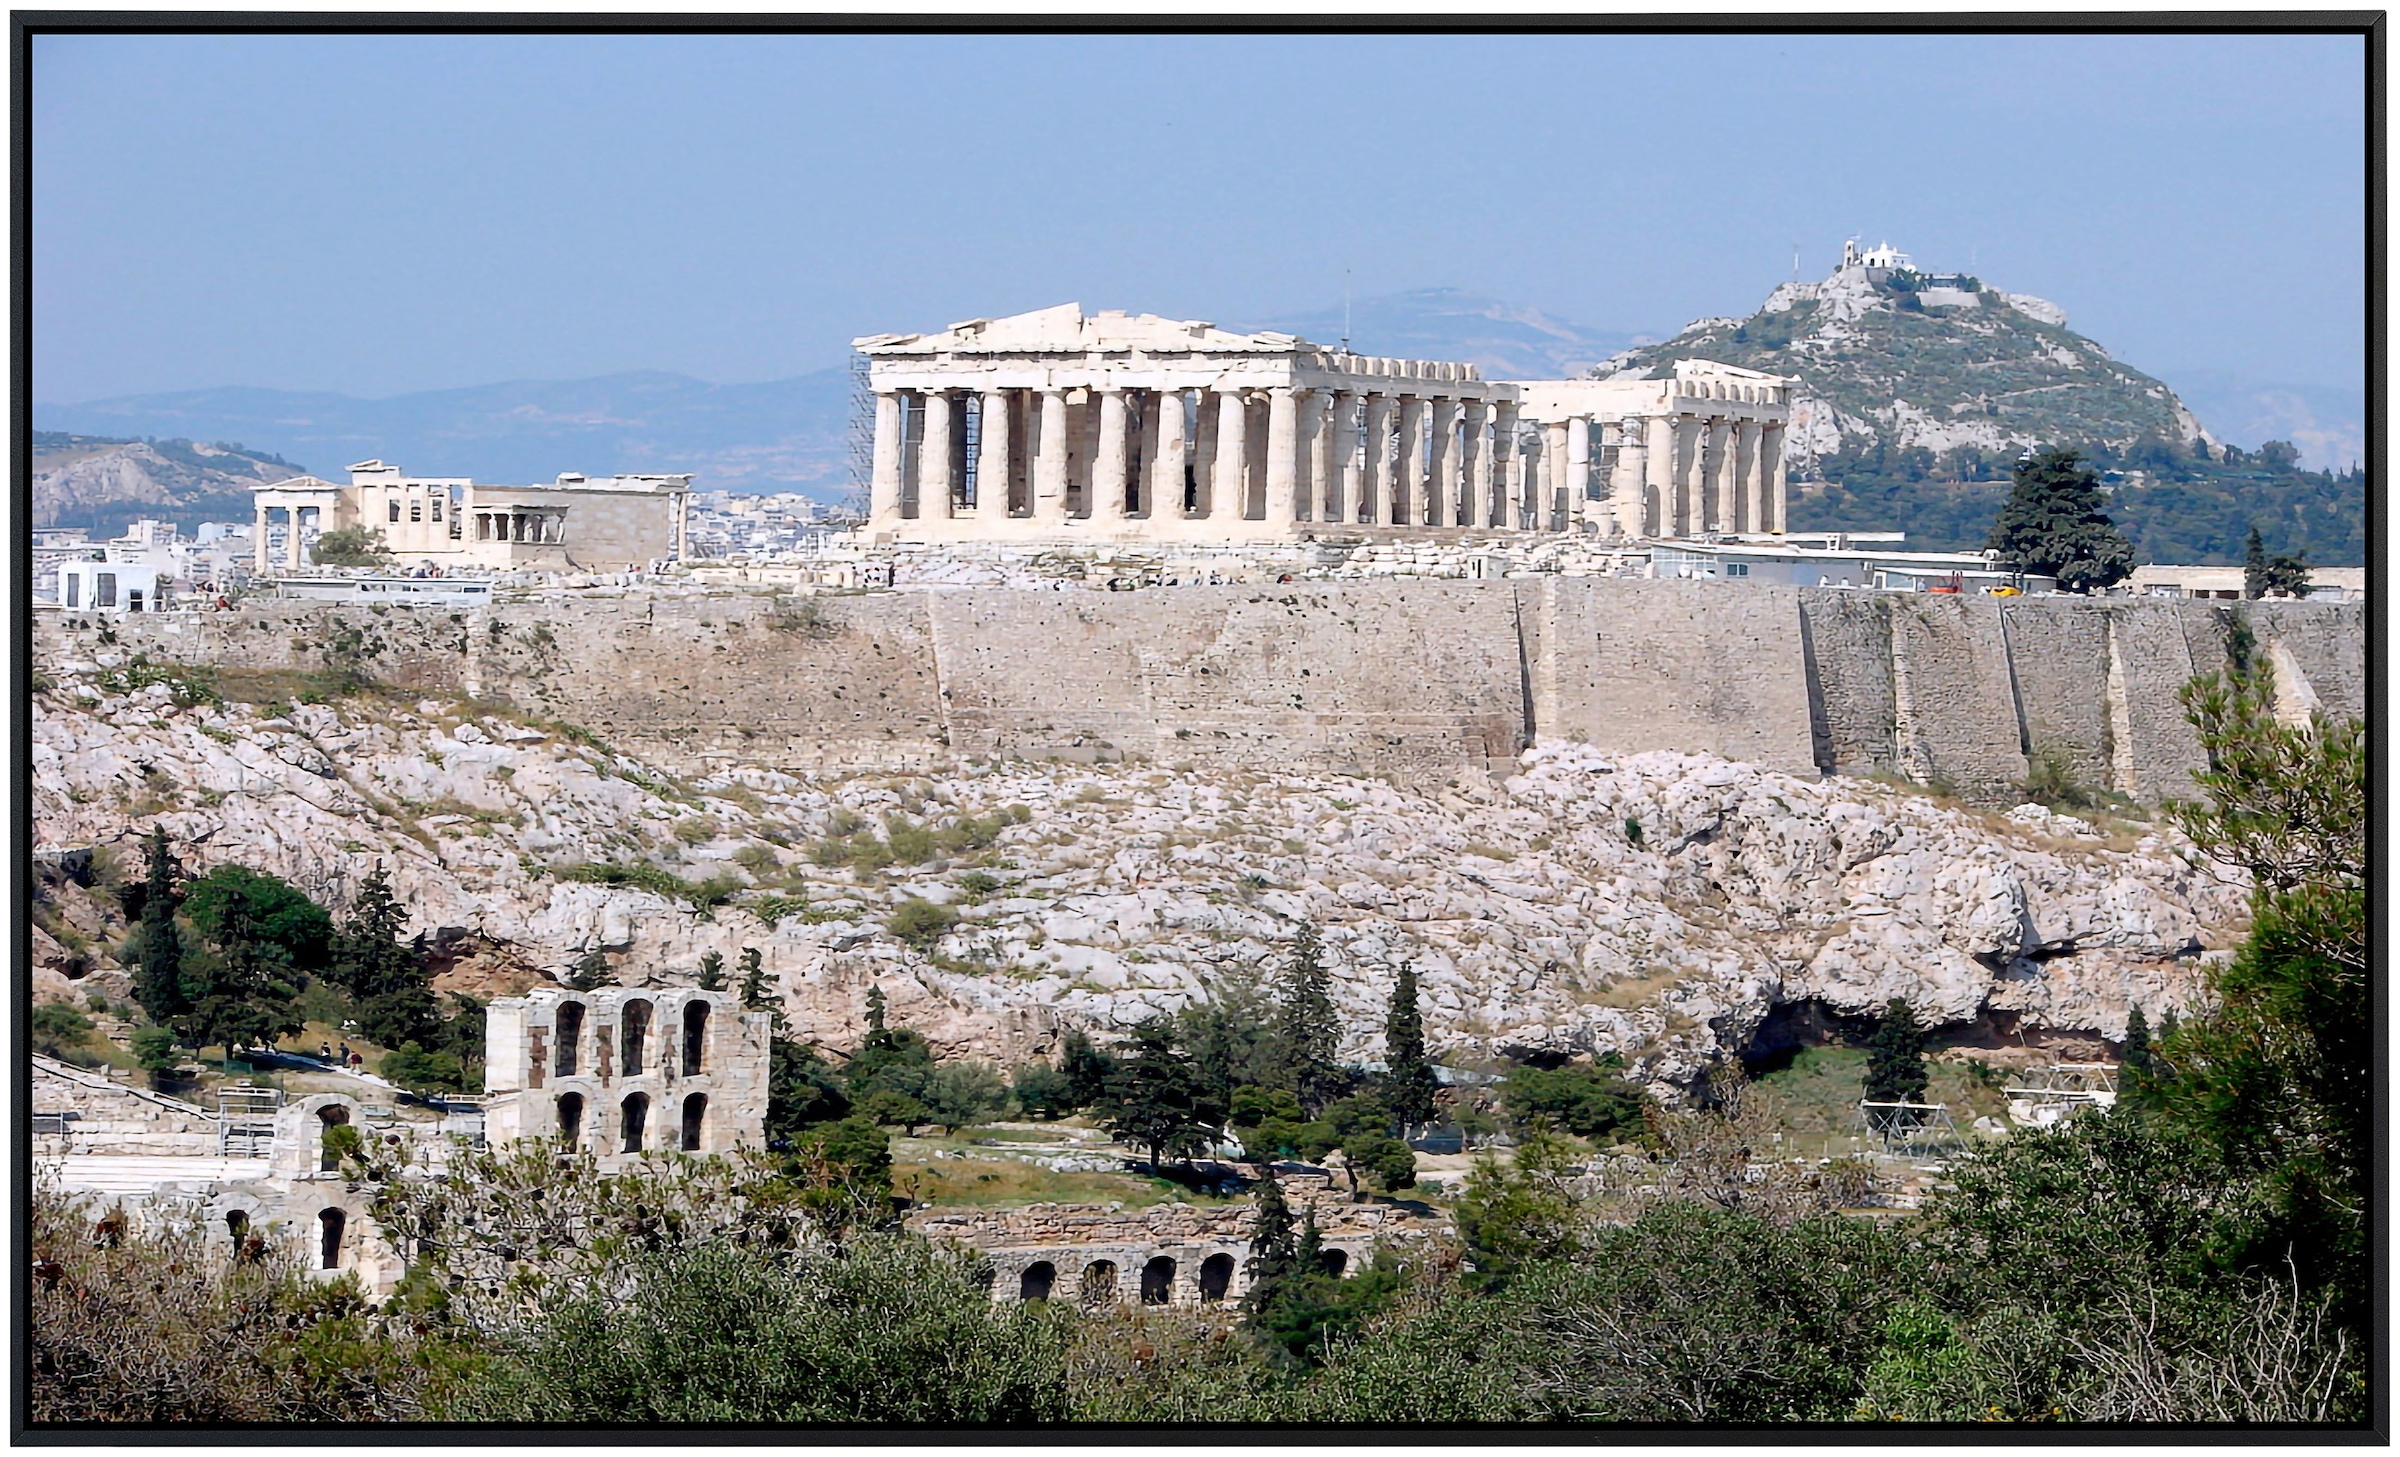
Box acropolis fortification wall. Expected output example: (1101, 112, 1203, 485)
(38, 583, 2363, 805)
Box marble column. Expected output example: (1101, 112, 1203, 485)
(1033, 388, 1070, 526)
(922, 391, 956, 517)
(869, 389, 904, 528)
(1425, 398, 1458, 528)
(1265, 387, 1300, 525)
(976, 389, 1011, 516)
(1491, 402, 1521, 529)
(1566, 416, 1592, 534)
(1210, 388, 1248, 519)
(1642, 416, 1675, 538)
(1704, 418, 1736, 532)
(253, 502, 272, 572)
(1734, 420, 1762, 533)
(1674, 416, 1706, 537)
(1304, 391, 1334, 523)
(290, 508, 309, 568)
(1361, 393, 1394, 524)
(1762, 423, 1787, 533)
(1541, 422, 1570, 532)
(1330, 391, 1360, 523)
(1395, 395, 1427, 526)
(1095, 388, 1130, 523)
(1607, 421, 1644, 537)
(1462, 401, 1490, 527)
(1150, 389, 1186, 519)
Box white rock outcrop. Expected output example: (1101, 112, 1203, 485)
(32, 670, 2243, 1090)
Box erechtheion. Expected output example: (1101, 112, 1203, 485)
(855, 303, 1789, 544)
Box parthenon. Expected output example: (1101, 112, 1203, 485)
(855, 303, 1789, 544)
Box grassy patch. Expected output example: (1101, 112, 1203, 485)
(558, 860, 739, 908)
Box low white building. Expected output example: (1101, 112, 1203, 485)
(1650, 539, 2057, 594)
(55, 560, 166, 613)
(2129, 563, 2365, 602)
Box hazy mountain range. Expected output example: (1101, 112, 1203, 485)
(34, 286, 2361, 512)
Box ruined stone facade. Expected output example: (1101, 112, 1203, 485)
(855, 304, 1790, 544)
(250, 460, 691, 574)
(482, 986, 770, 1164)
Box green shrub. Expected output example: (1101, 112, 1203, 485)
(559, 861, 738, 909)
(887, 898, 958, 947)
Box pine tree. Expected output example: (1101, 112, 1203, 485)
(1099, 1016, 1223, 1169)
(1382, 963, 1439, 1129)
(130, 827, 188, 1024)
(738, 948, 786, 1033)
(694, 951, 727, 991)
(331, 863, 437, 1050)
(1862, 997, 1930, 1125)
(174, 880, 304, 1056)
(1986, 447, 2135, 593)
(862, 981, 888, 1034)
(1241, 1167, 1299, 1316)
(1274, 922, 1340, 1115)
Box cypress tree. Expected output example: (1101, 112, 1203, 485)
(1862, 997, 1930, 1111)
(332, 863, 437, 1049)
(2119, 1004, 2155, 1109)
(2244, 526, 2271, 600)
(1242, 1167, 1299, 1316)
(1383, 963, 1439, 1128)
(175, 880, 303, 1056)
(130, 828, 188, 1024)
(1275, 922, 1339, 1114)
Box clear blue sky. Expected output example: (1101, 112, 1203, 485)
(34, 31, 2367, 403)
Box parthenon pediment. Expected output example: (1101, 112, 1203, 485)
(855, 303, 1319, 357)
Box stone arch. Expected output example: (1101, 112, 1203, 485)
(318, 1207, 346, 1270)
(1079, 1259, 1118, 1306)
(1020, 1261, 1057, 1302)
(682, 1000, 709, 1076)
(556, 1091, 585, 1150)
(1199, 1252, 1236, 1302)
(316, 1103, 351, 1171)
(619, 1092, 650, 1154)
(680, 1093, 707, 1152)
(1317, 1247, 1349, 1278)
(555, 1000, 585, 1077)
(621, 999, 652, 1076)
(1140, 1255, 1176, 1305)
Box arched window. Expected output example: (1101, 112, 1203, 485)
(1019, 1261, 1056, 1302)
(621, 1000, 652, 1076)
(1318, 1247, 1349, 1278)
(1140, 1255, 1176, 1306)
(1198, 1252, 1235, 1302)
(1079, 1260, 1118, 1307)
(682, 1001, 709, 1076)
(556, 1092, 585, 1150)
(619, 1093, 649, 1154)
(555, 1002, 584, 1077)
(680, 1093, 707, 1152)
(316, 1104, 351, 1172)
(318, 1208, 345, 1270)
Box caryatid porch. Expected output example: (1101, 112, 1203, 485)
(857, 305, 1564, 543)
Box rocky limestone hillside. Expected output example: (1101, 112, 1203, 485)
(31, 659, 2244, 1088)
(33, 433, 309, 535)
(1595, 253, 2210, 468)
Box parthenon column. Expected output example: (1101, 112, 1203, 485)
(1094, 388, 1130, 524)
(1607, 422, 1644, 537)
(1264, 387, 1300, 525)
(870, 389, 904, 529)
(1762, 423, 1788, 533)
(1462, 401, 1490, 527)
(922, 391, 956, 518)
(253, 502, 272, 572)
(1642, 416, 1675, 538)
(1033, 388, 1070, 526)
(1150, 389, 1186, 519)
(1330, 391, 1359, 523)
(1541, 422, 1569, 532)
(1304, 391, 1333, 522)
(1704, 418, 1736, 533)
(1360, 393, 1393, 524)
(1566, 417, 1591, 534)
(1395, 396, 1426, 526)
(976, 388, 1011, 516)
(1675, 416, 1706, 537)
(1491, 402, 1521, 529)
(1733, 420, 1762, 533)
(1427, 398, 1459, 528)
(1213, 388, 1250, 520)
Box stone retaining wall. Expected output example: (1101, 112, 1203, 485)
(32, 1056, 222, 1157)
(39, 584, 2362, 805)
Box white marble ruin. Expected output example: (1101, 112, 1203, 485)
(855, 303, 1789, 544)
